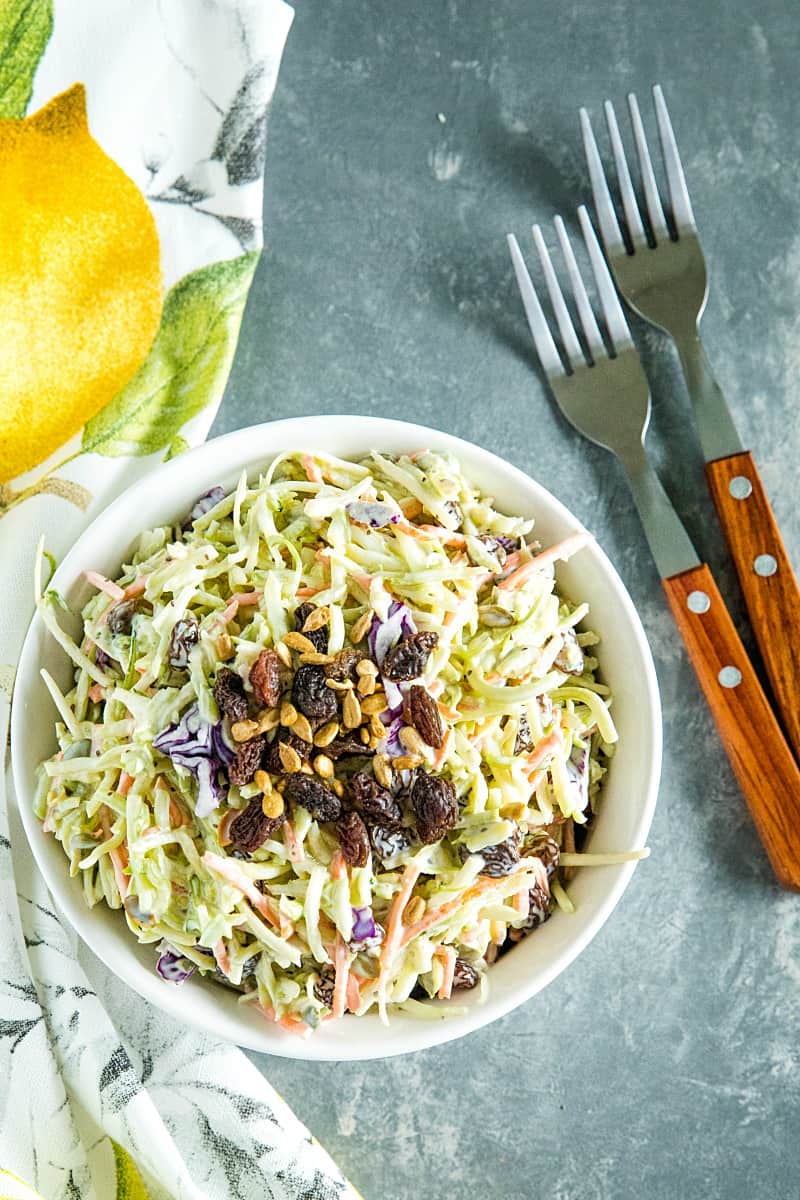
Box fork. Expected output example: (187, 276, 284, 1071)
(581, 86, 800, 761)
(507, 209, 800, 890)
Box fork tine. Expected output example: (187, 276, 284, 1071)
(506, 234, 565, 379)
(627, 92, 669, 242)
(579, 107, 626, 256)
(532, 224, 585, 371)
(577, 206, 634, 352)
(652, 84, 696, 233)
(603, 100, 648, 250)
(553, 216, 606, 361)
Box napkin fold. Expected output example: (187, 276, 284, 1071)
(0, 3, 358, 1197)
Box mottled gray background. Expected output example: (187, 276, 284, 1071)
(212, 3, 800, 1197)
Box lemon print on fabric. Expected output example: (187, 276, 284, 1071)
(0, 83, 162, 484)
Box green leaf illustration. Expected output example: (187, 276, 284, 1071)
(163, 435, 190, 461)
(110, 1138, 152, 1200)
(0, 0, 54, 119)
(82, 252, 258, 459)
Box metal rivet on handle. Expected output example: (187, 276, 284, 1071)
(754, 554, 777, 577)
(718, 666, 742, 689)
(729, 476, 752, 500)
(687, 590, 710, 614)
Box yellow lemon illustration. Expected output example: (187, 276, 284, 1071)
(0, 83, 162, 484)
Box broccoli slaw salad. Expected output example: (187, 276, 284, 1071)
(34, 448, 646, 1038)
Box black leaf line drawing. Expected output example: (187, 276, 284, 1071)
(212, 62, 269, 185)
(0, 1015, 43, 1053)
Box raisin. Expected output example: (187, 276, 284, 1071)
(324, 647, 362, 682)
(336, 810, 370, 867)
(479, 832, 521, 878)
(349, 771, 402, 825)
(107, 599, 140, 636)
(167, 616, 199, 668)
(523, 835, 560, 879)
(383, 632, 439, 681)
(513, 712, 533, 755)
(292, 664, 337, 721)
(452, 959, 480, 991)
(326, 735, 375, 760)
(229, 736, 265, 787)
(313, 964, 335, 1008)
(229, 796, 284, 855)
(214, 668, 248, 722)
(262, 730, 312, 773)
(410, 771, 458, 844)
(406, 684, 444, 748)
(370, 822, 412, 864)
(284, 774, 341, 821)
(250, 649, 281, 708)
(521, 879, 552, 931)
(295, 602, 328, 653)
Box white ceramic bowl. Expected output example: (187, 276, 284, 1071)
(11, 416, 661, 1060)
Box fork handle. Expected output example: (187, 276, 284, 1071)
(705, 451, 800, 761)
(663, 564, 800, 891)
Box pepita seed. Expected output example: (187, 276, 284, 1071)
(360, 693, 388, 715)
(278, 742, 302, 773)
(283, 631, 317, 654)
(374, 754, 393, 788)
(262, 791, 284, 818)
(399, 725, 429, 757)
(275, 641, 292, 668)
(357, 674, 376, 696)
(325, 677, 353, 691)
(293, 713, 314, 743)
(259, 707, 281, 733)
(302, 605, 330, 632)
(342, 690, 362, 730)
(499, 801, 526, 821)
(370, 714, 387, 740)
(300, 761, 314, 774)
(254, 769, 271, 794)
(392, 754, 422, 770)
(355, 658, 379, 677)
(404, 896, 426, 924)
(359, 727, 371, 745)
(231, 718, 259, 742)
(216, 632, 234, 660)
(299, 651, 333, 665)
(313, 754, 334, 779)
(280, 699, 298, 727)
(275, 776, 288, 794)
(314, 720, 340, 747)
(332, 778, 345, 798)
(350, 610, 373, 643)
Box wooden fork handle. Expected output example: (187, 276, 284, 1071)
(705, 450, 800, 760)
(663, 564, 800, 891)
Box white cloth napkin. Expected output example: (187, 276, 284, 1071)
(0, 4, 359, 1197)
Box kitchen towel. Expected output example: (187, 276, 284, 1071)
(0, 2, 358, 1197)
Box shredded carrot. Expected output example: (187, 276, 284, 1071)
(434, 945, 457, 1000)
(302, 454, 323, 483)
(400, 496, 423, 518)
(122, 576, 147, 599)
(346, 972, 361, 1013)
(109, 849, 129, 900)
(432, 728, 453, 771)
(332, 934, 350, 1019)
(329, 851, 347, 881)
(513, 887, 531, 917)
(258, 1006, 312, 1038)
(436, 700, 460, 721)
(220, 590, 262, 624)
(295, 586, 320, 598)
(116, 771, 134, 797)
(382, 863, 422, 965)
(88, 683, 105, 703)
(283, 819, 304, 863)
(497, 533, 592, 590)
(400, 869, 536, 946)
(85, 571, 125, 601)
(526, 729, 562, 773)
(393, 518, 466, 548)
(200, 852, 281, 928)
(214, 938, 231, 977)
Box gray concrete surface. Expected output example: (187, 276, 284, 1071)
(212, 3, 800, 1197)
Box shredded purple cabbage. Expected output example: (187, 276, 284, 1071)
(94, 647, 112, 672)
(565, 744, 589, 813)
(380, 713, 406, 758)
(156, 941, 195, 984)
(153, 703, 230, 817)
(182, 485, 225, 532)
(345, 501, 399, 529)
(351, 907, 383, 949)
(368, 602, 416, 719)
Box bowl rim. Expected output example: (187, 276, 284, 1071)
(11, 415, 662, 1060)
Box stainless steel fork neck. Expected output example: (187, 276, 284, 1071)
(616, 440, 701, 579)
(669, 327, 743, 463)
